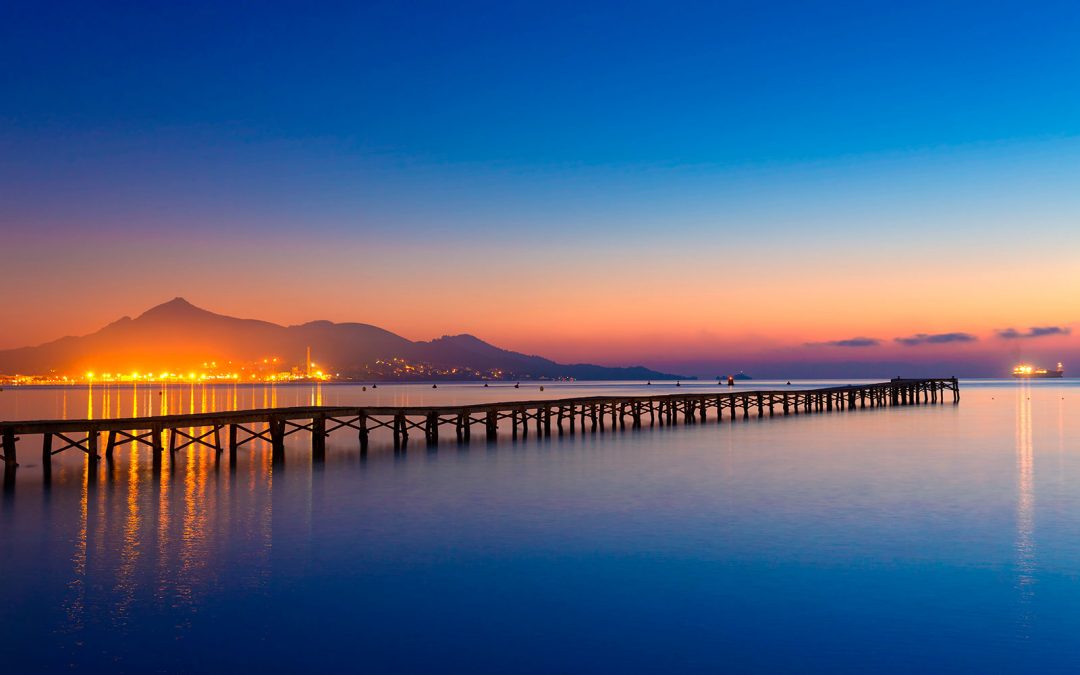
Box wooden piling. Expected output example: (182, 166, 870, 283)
(3, 428, 18, 468)
(270, 417, 285, 463)
(312, 414, 327, 459)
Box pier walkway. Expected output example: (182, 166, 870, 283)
(1, 379, 959, 473)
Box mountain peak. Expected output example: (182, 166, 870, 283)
(137, 297, 210, 320)
(163, 296, 194, 308)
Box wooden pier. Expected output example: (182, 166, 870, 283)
(0, 379, 959, 473)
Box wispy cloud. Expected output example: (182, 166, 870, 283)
(805, 337, 881, 348)
(894, 332, 978, 346)
(996, 326, 1072, 340)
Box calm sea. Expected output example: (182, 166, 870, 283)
(2, 379, 1079, 672)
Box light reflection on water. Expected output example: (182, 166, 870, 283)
(1, 380, 1080, 672)
(1015, 383, 1035, 633)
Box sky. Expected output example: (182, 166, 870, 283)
(2, 0, 1079, 377)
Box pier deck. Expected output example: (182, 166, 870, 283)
(1, 379, 959, 474)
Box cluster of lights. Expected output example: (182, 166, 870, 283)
(44, 355, 337, 384)
(1012, 362, 1064, 376)
(369, 357, 505, 380)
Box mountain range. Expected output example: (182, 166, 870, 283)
(0, 298, 684, 381)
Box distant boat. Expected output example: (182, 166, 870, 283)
(1012, 362, 1064, 378)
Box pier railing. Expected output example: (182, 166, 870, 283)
(0, 378, 959, 471)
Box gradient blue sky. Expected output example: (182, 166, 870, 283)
(2, 1, 1079, 376)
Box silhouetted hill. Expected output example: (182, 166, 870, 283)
(0, 298, 685, 380)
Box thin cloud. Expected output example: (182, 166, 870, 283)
(805, 337, 881, 348)
(894, 332, 978, 346)
(996, 326, 1072, 340)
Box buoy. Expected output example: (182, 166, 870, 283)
(540, 385, 544, 391)
(433, 384, 437, 389)
(362, 386, 367, 391)
(676, 381, 681, 387)
(484, 383, 489, 387)
(372, 384, 377, 389)
(515, 383, 520, 389)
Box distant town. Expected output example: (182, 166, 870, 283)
(0, 354, 522, 386)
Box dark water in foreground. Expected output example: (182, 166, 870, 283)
(2, 380, 1080, 672)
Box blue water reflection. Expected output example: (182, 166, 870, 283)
(2, 381, 1080, 672)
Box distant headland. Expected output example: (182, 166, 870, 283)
(0, 298, 689, 384)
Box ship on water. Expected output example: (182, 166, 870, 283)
(1012, 362, 1064, 378)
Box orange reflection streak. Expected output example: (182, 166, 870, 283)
(177, 444, 210, 619)
(114, 443, 141, 620)
(86, 383, 94, 420)
(155, 445, 171, 606)
(64, 458, 90, 631)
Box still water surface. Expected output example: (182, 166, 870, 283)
(1, 380, 1079, 672)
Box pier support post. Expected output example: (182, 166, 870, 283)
(425, 412, 439, 448)
(486, 411, 497, 442)
(105, 430, 117, 462)
(152, 425, 163, 469)
(270, 417, 286, 463)
(392, 414, 405, 450)
(41, 433, 52, 471)
(312, 414, 327, 460)
(3, 428, 18, 468)
(358, 412, 370, 454)
(87, 430, 99, 465)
